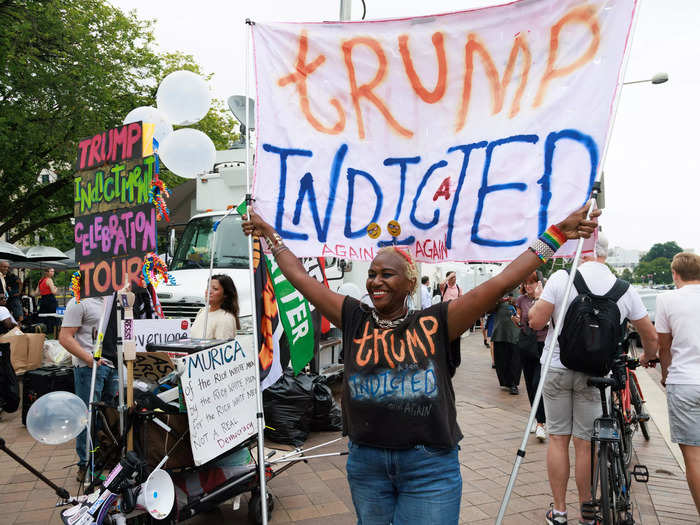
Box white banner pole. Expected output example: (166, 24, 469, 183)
(245, 18, 269, 525)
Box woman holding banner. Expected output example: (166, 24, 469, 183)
(191, 274, 241, 339)
(242, 203, 599, 524)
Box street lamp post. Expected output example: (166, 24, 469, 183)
(623, 72, 669, 85)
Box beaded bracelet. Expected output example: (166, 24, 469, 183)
(529, 224, 566, 263)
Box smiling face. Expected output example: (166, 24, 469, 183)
(366, 251, 415, 318)
(207, 278, 224, 308)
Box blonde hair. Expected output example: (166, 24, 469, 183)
(376, 246, 419, 292)
(671, 252, 700, 282)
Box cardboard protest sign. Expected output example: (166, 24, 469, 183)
(251, 0, 635, 262)
(122, 318, 190, 352)
(133, 351, 182, 383)
(73, 121, 157, 296)
(177, 339, 258, 466)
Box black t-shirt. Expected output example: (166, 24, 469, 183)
(341, 297, 462, 449)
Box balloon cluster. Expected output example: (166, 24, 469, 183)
(123, 70, 215, 179)
(70, 271, 81, 303)
(142, 252, 175, 289)
(149, 176, 171, 222)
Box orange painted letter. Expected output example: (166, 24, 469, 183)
(399, 31, 447, 104)
(342, 36, 413, 139)
(533, 5, 601, 108)
(278, 31, 346, 134)
(456, 33, 531, 132)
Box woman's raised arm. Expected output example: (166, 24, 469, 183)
(445, 202, 601, 341)
(242, 209, 347, 328)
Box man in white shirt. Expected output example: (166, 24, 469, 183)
(420, 276, 432, 310)
(652, 252, 700, 513)
(529, 234, 658, 525)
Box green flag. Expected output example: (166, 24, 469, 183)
(264, 253, 315, 374)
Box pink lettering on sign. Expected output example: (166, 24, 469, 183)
(76, 122, 144, 171)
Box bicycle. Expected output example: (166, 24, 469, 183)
(582, 376, 650, 525)
(616, 355, 656, 468)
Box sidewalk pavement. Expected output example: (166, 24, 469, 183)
(0, 335, 696, 524)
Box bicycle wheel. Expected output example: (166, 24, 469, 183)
(598, 443, 614, 525)
(630, 377, 650, 440)
(615, 405, 634, 469)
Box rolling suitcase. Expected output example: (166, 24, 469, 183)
(22, 365, 75, 425)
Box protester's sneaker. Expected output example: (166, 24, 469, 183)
(545, 504, 568, 524)
(536, 424, 547, 442)
(509, 385, 519, 395)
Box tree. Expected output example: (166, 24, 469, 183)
(0, 0, 161, 242)
(640, 242, 683, 263)
(621, 268, 633, 282)
(634, 257, 672, 284)
(0, 1, 239, 244)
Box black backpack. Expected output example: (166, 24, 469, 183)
(558, 271, 629, 376)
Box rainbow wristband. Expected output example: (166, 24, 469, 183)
(529, 225, 566, 263)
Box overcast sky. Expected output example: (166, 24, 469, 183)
(112, 0, 699, 254)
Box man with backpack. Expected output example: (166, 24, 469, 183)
(528, 234, 658, 525)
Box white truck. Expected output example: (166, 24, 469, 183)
(158, 143, 256, 331)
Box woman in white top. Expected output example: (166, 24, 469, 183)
(191, 274, 240, 340)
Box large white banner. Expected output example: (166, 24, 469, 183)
(251, 0, 636, 262)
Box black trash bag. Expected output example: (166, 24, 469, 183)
(311, 376, 342, 431)
(0, 342, 19, 413)
(263, 369, 315, 446)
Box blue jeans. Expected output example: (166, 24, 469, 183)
(346, 441, 462, 525)
(74, 365, 119, 467)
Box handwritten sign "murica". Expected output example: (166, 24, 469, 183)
(178, 340, 257, 466)
(252, 0, 635, 262)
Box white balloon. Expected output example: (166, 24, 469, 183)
(156, 70, 211, 126)
(159, 128, 216, 179)
(26, 391, 88, 445)
(123, 106, 173, 145)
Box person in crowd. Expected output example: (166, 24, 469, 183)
(0, 260, 22, 322)
(483, 310, 496, 367)
(0, 261, 24, 323)
(190, 274, 240, 339)
(650, 252, 700, 513)
(492, 294, 521, 395)
(420, 276, 432, 310)
(529, 233, 657, 525)
(439, 271, 462, 302)
(58, 280, 119, 483)
(35, 267, 58, 314)
(514, 272, 548, 441)
(0, 295, 18, 335)
(242, 202, 599, 524)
